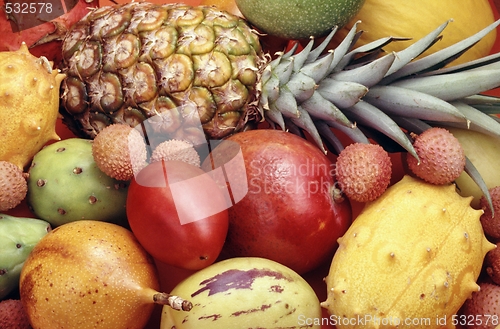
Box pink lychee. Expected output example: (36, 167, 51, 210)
(480, 186, 500, 240)
(335, 143, 392, 203)
(406, 127, 465, 185)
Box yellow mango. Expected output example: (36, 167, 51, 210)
(447, 127, 500, 209)
(332, 0, 496, 66)
(0, 43, 64, 169)
(322, 175, 495, 329)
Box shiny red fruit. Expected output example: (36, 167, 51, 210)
(126, 160, 229, 270)
(202, 129, 352, 274)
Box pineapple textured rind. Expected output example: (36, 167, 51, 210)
(60, 3, 264, 142)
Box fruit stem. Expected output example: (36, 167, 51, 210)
(331, 186, 345, 204)
(153, 292, 193, 311)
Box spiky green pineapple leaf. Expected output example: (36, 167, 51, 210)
(382, 19, 500, 83)
(464, 157, 495, 218)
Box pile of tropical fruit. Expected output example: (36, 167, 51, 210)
(1, 0, 500, 328)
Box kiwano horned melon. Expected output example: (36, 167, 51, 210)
(0, 43, 64, 169)
(322, 175, 495, 329)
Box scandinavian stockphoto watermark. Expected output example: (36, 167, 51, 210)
(129, 105, 249, 225)
(127, 105, 366, 224)
(247, 157, 338, 198)
(297, 314, 500, 327)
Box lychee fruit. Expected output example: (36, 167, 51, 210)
(480, 186, 500, 240)
(0, 299, 32, 329)
(0, 161, 28, 211)
(335, 143, 392, 203)
(485, 242, 500, 285)
(92, 124, 148, 181)
(406, 127, 465, 185)
(460, 281, 500, 329)
(151, 140, 201, 168)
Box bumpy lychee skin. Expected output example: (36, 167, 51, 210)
(485, 242, 500, 285)
(0, 299, 32, 329)
(150, 140, 201, 167)
(460, 282, 500, 329)
(92, 124, 147, 181)
(335, 143, 392, 203)
(407, 127, 466, 185)
(0, 161, 27, 211)
(480, 186, 500, 240)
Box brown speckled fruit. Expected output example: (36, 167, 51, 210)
(92, 124, 147, 181)
(460, 281, 500, 329)
(407, 127, 466, 185)
(19, 220, 192, 329)
(335, 143, 392, 202)
(151, 140, 201, 167)
(480, 186, 500, 240)
(0, 160, 27, 211)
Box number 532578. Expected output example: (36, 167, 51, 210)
(451, 314, 499, 326)
(4, 2, 53, 14)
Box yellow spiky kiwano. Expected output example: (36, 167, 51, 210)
(0, 43, 65, 169)
(321, 175, 495, 329)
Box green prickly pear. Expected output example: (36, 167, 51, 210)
(26, 138, 129, 227)
(0, 214, 51, 299)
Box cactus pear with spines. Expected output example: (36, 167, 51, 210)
(321, 175, 495, 329)
(0, 43, 64, 170)
(26, 138, 129, 227)
(160, 257, 322, 329)
(0, 214, 51, 300)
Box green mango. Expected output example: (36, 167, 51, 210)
(235, 0, 365, 39)
(0, 214, 51, 299)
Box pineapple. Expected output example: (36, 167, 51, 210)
(60, 2, 500, 157)
(60, 2, 264, 143)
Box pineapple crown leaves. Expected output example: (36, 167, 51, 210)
(260, 19, 500, 211)
(261, 19, 500, 156)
